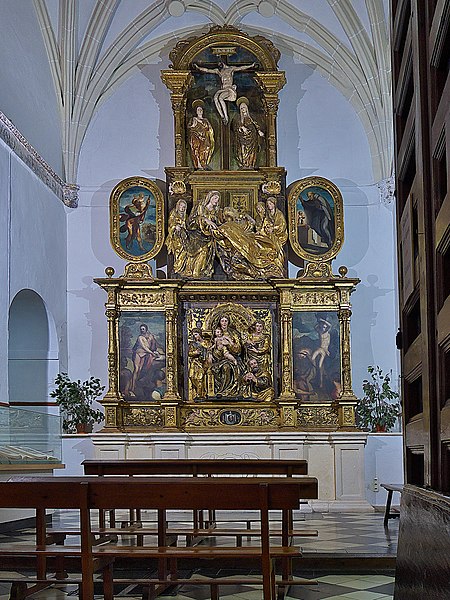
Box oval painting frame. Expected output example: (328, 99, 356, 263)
(288, 176, 344, 262)
(110, 177, 165, 262)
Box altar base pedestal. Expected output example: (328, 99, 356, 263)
(90, 431, 372, 512)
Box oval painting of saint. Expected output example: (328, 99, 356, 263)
(288, 177, 344, 261)
(109, 177, 164, 262)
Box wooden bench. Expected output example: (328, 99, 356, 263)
(380, 483, 403, 526)
(0, 475, 318, 600)
(82, 458, 312, 532)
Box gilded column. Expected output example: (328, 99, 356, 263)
(161, 291, 180, 427)
(279, 308, 295, 400)
(255, 72, 286, 168)
(338, 307, 357, 428)
(160, 71, 193, 167)
(263, 95, 279, 167)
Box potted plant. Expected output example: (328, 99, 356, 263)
(50, 373, 105, 433)
(356, 366, 401, 432)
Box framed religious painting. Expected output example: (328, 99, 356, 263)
(287, 176, 344, 262)
(118, 311, 167, 402)
(109, 176, 165, 261)
(291, 310, 341, 402)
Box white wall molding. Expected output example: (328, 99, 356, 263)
(0, 111, 76, 207)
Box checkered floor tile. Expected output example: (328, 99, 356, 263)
(0, 510, 397, 598)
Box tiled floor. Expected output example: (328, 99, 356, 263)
(0, 510, 398, 599)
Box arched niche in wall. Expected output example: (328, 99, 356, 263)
(8, 289, 59, 413)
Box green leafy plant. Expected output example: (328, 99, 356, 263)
(356, 366, 401, 432)
(50, 373, 105, 433)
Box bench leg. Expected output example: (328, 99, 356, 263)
(384, 490, 394, 527)
(9, 582, 27, 600)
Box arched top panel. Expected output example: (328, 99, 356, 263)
(169, 25, 280, 71)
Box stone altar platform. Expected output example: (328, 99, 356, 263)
(89, 431, 372, 512)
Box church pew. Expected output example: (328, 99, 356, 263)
(82, 458, 313, 533)
(0, 475, 318, 600)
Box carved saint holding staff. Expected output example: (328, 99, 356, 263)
(187, 100, 215, 169)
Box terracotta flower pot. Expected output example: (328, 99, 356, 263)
(75, 423, 88, 434)
(375, 424, 386, 432)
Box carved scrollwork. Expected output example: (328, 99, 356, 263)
(301, 262, 333, 279)
(292, 291, 338, 306)
(105, 407, 117, 427)
(297, 406, 339, 427)
(119, 292, 166, 307)
(122, 262, 154, 279)
(123, 407, 163, 427)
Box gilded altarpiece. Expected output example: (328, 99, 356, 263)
(96, 27, 359, 433)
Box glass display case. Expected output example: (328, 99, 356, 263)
(0, 406, 62, 464)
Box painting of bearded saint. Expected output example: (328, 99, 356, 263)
(292, 311, 340, 402)
(119, 312, 166, 402)
(296, 186, 335, 255)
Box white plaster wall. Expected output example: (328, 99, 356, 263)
(0, 140, 68, 403)
(364, 433, 404, 508)
(0, 2, 63, 176)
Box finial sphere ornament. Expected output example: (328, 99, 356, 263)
(338, 266, 348, 278)
(105, 267, 115, 278)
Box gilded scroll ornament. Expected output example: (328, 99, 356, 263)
(297, 406, 338, 427)
(105, 407, 117, 427)
(123, 407, 163, 427)
(119, 292, 166, 307)
(301, 261, 333, 279)
(122, 262, 153, 279)
(292, 292, 338, 306)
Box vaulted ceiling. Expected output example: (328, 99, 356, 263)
(2, 1, 392, 185)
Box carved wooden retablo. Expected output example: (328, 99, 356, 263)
(96, 26, 359, 432)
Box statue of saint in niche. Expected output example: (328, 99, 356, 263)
(245, 320, 271, 372)
(188, 328, 208, 400)
(193, 61, 256, 124)
(233, 97, 264, 168)
(187, 100, 215, 169)
(166, 199, 188, 274)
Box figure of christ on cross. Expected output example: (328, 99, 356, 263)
(193, 61, 256, 124)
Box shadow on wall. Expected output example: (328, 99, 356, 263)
(349, 272, 394, 397)
(68, 276, 108, 381)
(278, 52, 318, 178)
(138, 55, 175, 177)
(334, 178, 370, 268)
